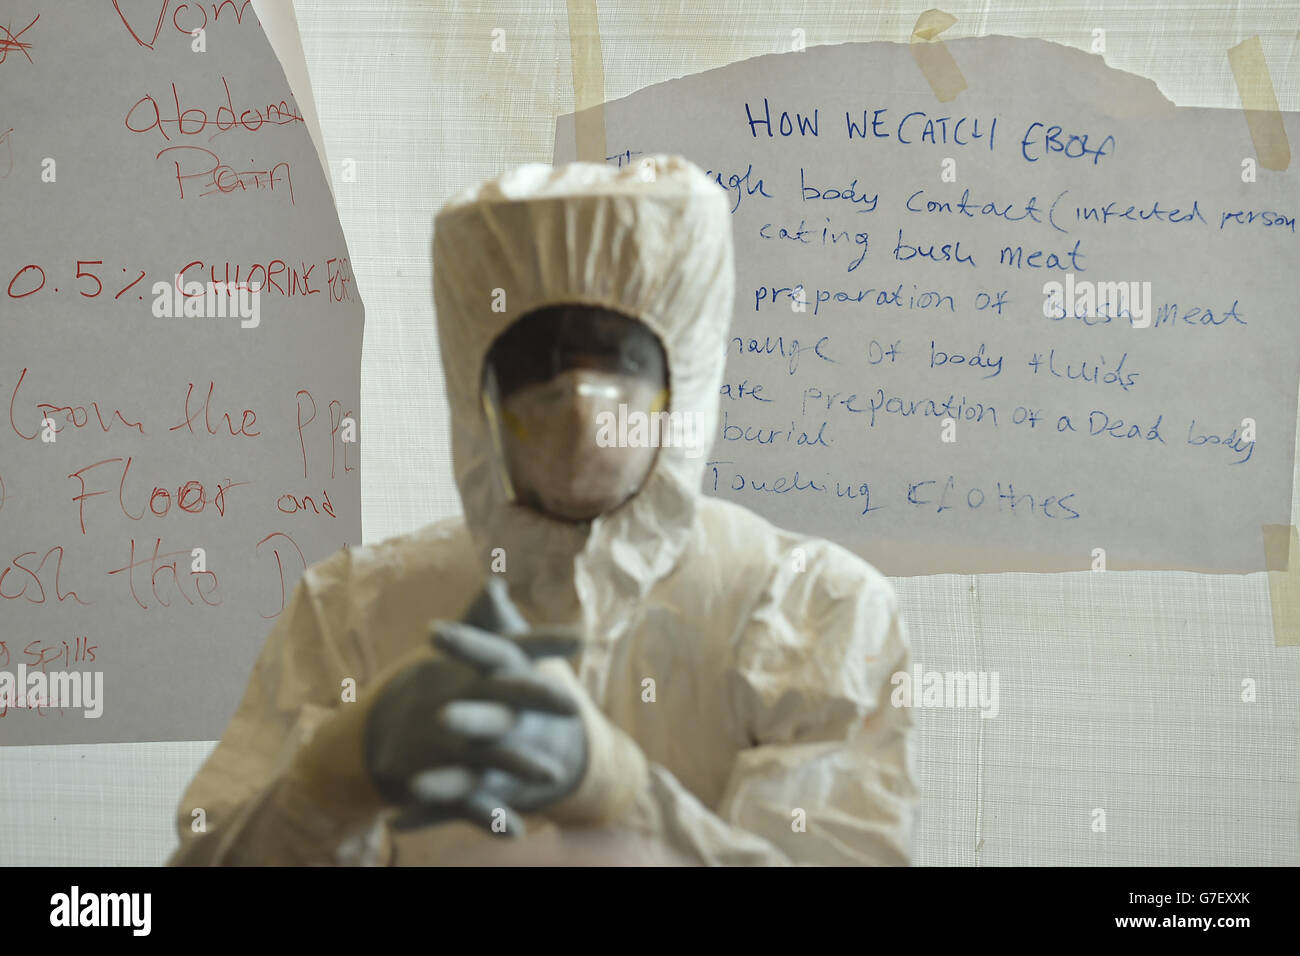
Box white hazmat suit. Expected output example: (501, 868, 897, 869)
(169, 155, 917, 866)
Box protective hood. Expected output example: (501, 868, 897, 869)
(431, 155, 735, 630)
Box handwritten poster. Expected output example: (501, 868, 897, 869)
(557, 37, 1300, 575)
(0, 4, 363, 743)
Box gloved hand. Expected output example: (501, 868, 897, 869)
(362, 579, 588, 837)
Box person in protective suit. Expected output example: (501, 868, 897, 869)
(168, 154, 917, 866)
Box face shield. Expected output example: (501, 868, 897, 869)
(480, 304, 669, 522)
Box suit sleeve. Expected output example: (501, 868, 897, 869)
(606, 542, 918, 865)
(167, 551, 392, 866)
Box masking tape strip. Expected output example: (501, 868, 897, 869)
(566, 0, 607, 163)
(910, 9, 967, 104)
(1263, 524, 1300, 647)
(1228, 36, 1291, 172)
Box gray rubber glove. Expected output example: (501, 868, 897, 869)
(363, 579, 588, 837)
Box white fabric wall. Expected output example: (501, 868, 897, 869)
(4, 0, 1295, 866)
